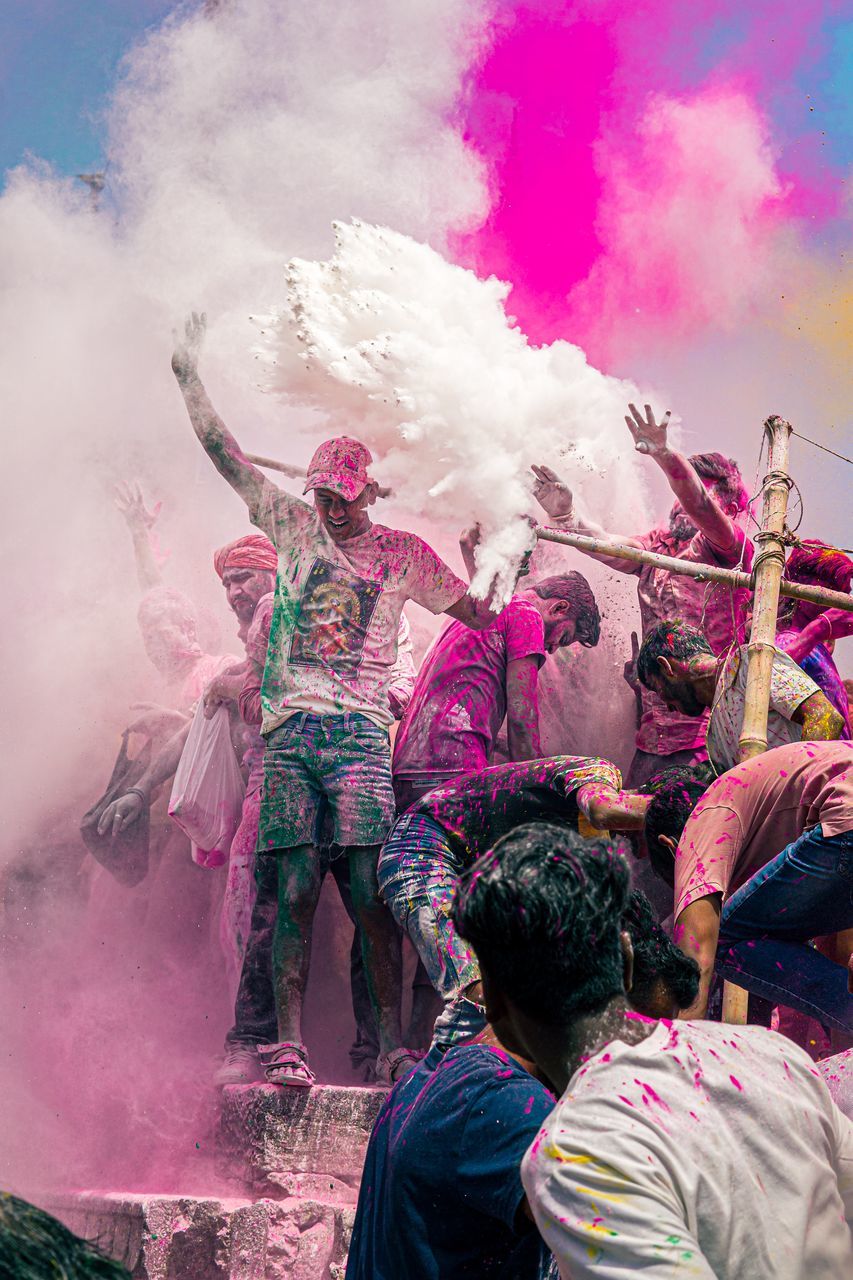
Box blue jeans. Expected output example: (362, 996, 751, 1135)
(717, 825, 853, 1034)
(377, 812, 486, 1048)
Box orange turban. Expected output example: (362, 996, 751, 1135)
(213, 533, 277, 579)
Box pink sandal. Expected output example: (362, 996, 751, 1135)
(375, 1047, 425, 1086)
(258, 1041, 316, 1088)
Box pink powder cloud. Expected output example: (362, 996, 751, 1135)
(566, 86, 787, 362)
(453, 1, 844, 352)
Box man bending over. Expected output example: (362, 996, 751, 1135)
(644, 740, 853, 1035)
(378, 755, 650, 1048)
(636, 618, 843, 772)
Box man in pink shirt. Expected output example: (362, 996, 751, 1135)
(532, 403, 753, 786)
(644, 740, 853, 1033)
(392, 573, 601, 810)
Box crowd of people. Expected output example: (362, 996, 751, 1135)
(78, 313, 853, 1276)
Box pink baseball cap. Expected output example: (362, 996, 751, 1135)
(303, 437, 374, 502)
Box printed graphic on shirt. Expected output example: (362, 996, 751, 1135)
(289, 557, 381, 676)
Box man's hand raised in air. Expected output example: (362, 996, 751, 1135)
(624, 403, 673, 457)
(530, 465, 574, 521)
(170, 311, 264, 509)
(171, 311, 206, 384)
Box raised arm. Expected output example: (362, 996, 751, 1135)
(171, 312, 265, 509)
(530, 465, 644, 573)
(778, 609, 853, 665)
(114, 480, 163, 591)
(625, 403, 740, 557)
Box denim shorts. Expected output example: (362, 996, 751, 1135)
(257, 712, 396, 853)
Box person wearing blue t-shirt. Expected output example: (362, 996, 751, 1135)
(345, 889, 699, 1279)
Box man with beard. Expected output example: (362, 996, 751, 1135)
(532, 403, 752, 786)
(97, 534, 278, 841)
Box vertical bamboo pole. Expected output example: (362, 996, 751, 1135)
(723, 416, 793, 1025)
(737, 416, 793, 762)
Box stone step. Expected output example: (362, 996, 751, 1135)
(43, 1083, 385, 1278)
(46, 1189, 354, 1280)
(217, 1082, 385, 1196)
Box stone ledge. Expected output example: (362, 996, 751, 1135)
(217, 1083, 384, 1194)
(45, 1189, 355, 1280)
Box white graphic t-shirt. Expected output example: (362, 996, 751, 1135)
(250, 478, 467, 733)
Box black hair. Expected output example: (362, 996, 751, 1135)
(0, 1194, 130, 1279)
(622, 889, 700, 1012)
(688, 452, 749, 512)
(636, 619, 713, 690)
(452, 823, 630, 1025)
(531, 573, 601, 647)
(641, 767, 710, 886)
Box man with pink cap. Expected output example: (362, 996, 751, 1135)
(172, 313, 506, 1087)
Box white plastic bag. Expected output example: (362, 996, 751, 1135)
(169, 703, 245, 868)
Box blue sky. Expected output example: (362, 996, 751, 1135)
(3, 1, 850, 190)
(0, 1, 176, 181)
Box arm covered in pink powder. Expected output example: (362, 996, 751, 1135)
(576, 782, 652, 831)
(626, 403, 741, 558)
(530, 464, 644, 572)
(778, 610, 853, 664)
(505, 655, 542, 761)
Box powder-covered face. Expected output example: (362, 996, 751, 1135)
(140, 603, 201, 672)
(543, 613, 577, 654)
(668, 477, 741, 545)
(220, 566, 275, 623)
(313, 486, 373, 542)
(647, 667, 706, 717)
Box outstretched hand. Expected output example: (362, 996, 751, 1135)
(530, 464, 574, 519)
(171, 311, 207, 382)
(625, 403, 672, 456)
(114, 481, 161, 531)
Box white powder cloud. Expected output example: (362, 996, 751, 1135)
(254, 218, 651, 601)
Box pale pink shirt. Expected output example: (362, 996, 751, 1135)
(249, 478, 467, 732)
(673, 740, 853, 918)
(393, 597, 546, 779)
(633, 526, 753, 755)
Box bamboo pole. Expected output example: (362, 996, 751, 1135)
(722, 417, 793, 1023)
(738, 418, 794, 761)
(534, 527, 853, 614)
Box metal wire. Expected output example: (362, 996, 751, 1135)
(791, 428, 853, 468)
